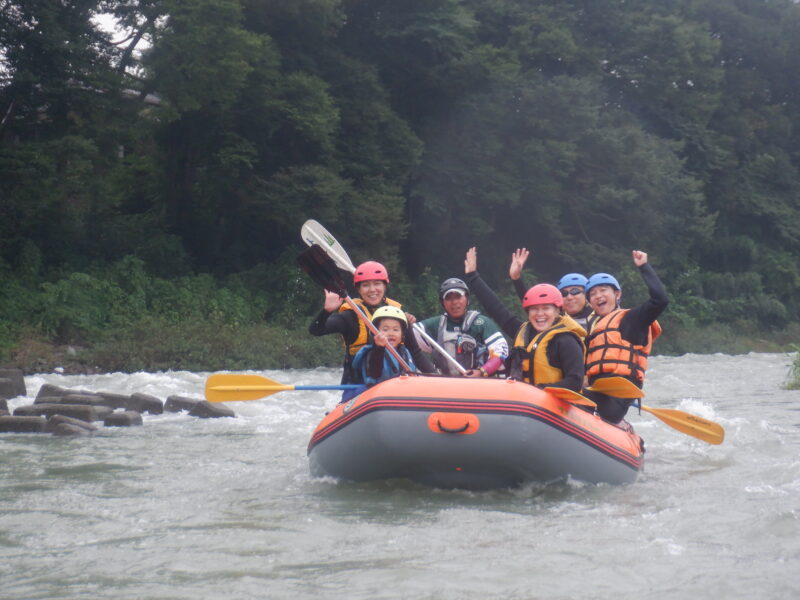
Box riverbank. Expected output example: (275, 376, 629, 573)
(2, 319, 799, 375)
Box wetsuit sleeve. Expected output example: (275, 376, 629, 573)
(479, 317, 509, 360)
(308, 308, 359, 345)
(464, 271, 524, 339)
(543, 334, 586, 392)
(619, 264, 669, 346)
(512, 276, 528, 301)
(404, 329, 437, 373)
(366, 346, 385, 379)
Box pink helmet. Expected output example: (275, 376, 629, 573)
(522, 283, 563, 309)
(353, 261, 389, 284)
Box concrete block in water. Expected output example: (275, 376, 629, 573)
(164, 395, 201, 412)
(0, 398, 8, 414)
(128, 393, 163, 415)
(45, 414, 98, 433)
(35, 383, 69, 401)
(51, 422, 91, 436)
(96, 392, 132, 410)
(34, 395, 70, 405)
(61, 394, 112, 407)
(104, 411, 143, 427)
(189, 401, 236, 418)
(14, 403, 113, 422)
(0, 369, 26, 398)
(0, 415, 47, 433)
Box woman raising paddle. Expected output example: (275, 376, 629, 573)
(308, 260, 425, 389)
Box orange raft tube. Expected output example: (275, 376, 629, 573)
(307, 375, 644, 490)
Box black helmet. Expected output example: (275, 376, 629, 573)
(439, 278, 469, 302)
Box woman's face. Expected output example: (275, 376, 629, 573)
(526, 304, 559, 332)
(587, 285, 621, 317)
(357, 280, 387, 306)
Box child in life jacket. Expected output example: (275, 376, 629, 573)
(342, 306, 435, 402)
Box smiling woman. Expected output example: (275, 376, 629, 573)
(463, 247, 586, 392)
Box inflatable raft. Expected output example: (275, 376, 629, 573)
(307, 375, 644, 490)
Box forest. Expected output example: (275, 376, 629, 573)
(2, 0, 800, 373)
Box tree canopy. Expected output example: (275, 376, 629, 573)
(2, 0, 800, 363)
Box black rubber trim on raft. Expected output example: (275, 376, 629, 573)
(307, 395, 643, 471)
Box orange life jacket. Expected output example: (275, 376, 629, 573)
(339, 297, 402, 356)
(585, 309, 661, 384)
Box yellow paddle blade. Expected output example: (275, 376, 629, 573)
(640, 405, 725, 445)
(587, 376, 645, 399)
(543, 387, 597, 408)
(205, 374, 294, 402)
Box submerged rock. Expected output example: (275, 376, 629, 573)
(128, 393, 163, 415)
(14, 403, 113, 422)
(104, 411, 143, 427)
(0, 415, 47, 433)
(188, 401, 236, 419)
(45, 414, 98, 433)
(51, 422, 91, 436)
(96, 392, 132, 410)
(0, 369, 26, 399)
(35, 383, 70, 401)
(164, 395, 201, 412)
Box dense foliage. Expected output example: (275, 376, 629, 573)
(2, 0, 800, 371)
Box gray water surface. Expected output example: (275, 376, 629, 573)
(1, 354, 799, 599)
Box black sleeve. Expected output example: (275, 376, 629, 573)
(464, 271, 524, 339)
(366, 346, 385, 379)
(542, 334, 586, 392)
(403, 329, 437, 374)
(512, 276, 528, 301)
(619, 264, 669, 346)
(308, 308, 359, 345)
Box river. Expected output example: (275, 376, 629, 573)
(1, 353, 799, 599)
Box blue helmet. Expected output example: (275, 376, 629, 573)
(556, 273, 588, 291)
(586, 273, 621, 295)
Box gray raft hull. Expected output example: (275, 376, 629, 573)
(307, 377, 643, 490)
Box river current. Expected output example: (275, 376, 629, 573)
(1, 353, 799, 599)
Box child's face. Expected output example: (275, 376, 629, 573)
(377, 318, 404, 347)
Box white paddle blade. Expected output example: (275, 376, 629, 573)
(300, 219, 356, 273)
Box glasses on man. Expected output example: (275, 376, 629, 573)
(561, 288, 584, 297)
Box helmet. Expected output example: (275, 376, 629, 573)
(522, 283, 563, 309)
(556, 273, 588, 291)
(585, 273, 621, 295)
(371, 305, 408, 328)
(354, 261, 389, 284)
(438, 277, 469, 301)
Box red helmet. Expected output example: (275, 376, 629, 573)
(522, 283, 563, 309)
(353, 261, 389, 284)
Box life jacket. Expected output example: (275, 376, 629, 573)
(433, 310, 486, 375)
(351, 343, 416, 387)
(509, 315, 586, 385)
(585, 309, 662, 384)
(339, 297, 402, 357)
(572, 306, 597, 336)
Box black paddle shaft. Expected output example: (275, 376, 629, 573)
(297, 244, 349, 297)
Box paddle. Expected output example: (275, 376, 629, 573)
(587, 376, 724, 445)
(634, 402, 725, 445)
(301, 219, 356, 273)
(205, 373, 364, 403)
(586, 376, 645, 398)
(543, 387, 597, 408)
(413, 323, 468, 375)
(296, 244, 414, 373)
